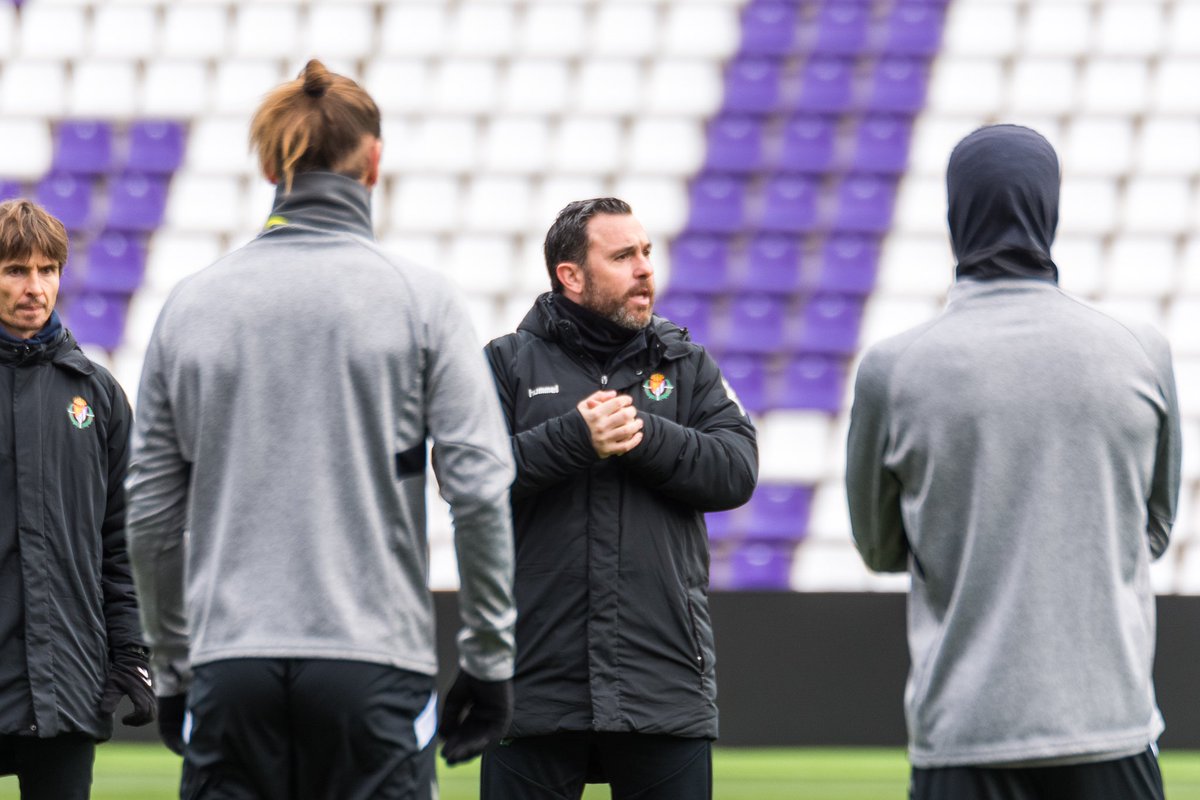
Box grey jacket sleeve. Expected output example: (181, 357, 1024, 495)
(125, 328, 193, 696)
(1142, 331, 1182, 560)
(845, 348, 909, 573)
(426, 289, 517, 682)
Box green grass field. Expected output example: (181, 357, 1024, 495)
(3, 745, 1200, 799)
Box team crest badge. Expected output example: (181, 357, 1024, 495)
(68, 396, 95, 430)
(642, 373, 674, 401)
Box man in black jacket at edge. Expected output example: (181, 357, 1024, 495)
(481, 197, 758, 799)
(0, 200, 154, 799)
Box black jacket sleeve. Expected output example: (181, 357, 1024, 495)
(100, 377, 144, 651)
(619, 349, 758, 512)
(484, 336, 598, 500)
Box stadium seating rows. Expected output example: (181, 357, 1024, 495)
(1, 0, 1198, 592)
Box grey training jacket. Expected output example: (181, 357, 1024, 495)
(126, 172, 516, 694)
(847, 279, 1181, 767)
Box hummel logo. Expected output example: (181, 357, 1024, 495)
(528, 385, 560, 398)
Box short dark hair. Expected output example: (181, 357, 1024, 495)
(0, 199, 68, 271)
(543, 197, 633, 292)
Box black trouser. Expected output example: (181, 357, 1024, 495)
(182, 658, 436, 800)
(0, 733, 95, 800)
(911, 747, 1165, 800)
(481, 731, 712, 800)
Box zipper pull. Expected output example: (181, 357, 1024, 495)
(600, 374, 608, 387)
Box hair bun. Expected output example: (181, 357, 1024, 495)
(302, 59, 330, 98)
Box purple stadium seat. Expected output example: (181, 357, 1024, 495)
(52, 121, 115, 175)
(865, 57, 930, 114)
(774, 354, 846, 412)
(744, 234, 803, 295)
(716, 352, 769, 414)
(746, 483, 813, 539)
(723, 58, 784, 114)
(0, 181, 21, 202)
(794, 294, 863, 355)
(725, 294, 786, 354)
(850, 115, 913, 174)
(777, 115, 838, 174)
(815, 235, 879, 295)
(705, 508, 742, 542)
(795, 57, 856, 113)
(832, 174, 897, 233)
(881, 1, 946, 56)
(812, 3, 870, 55)
(759, 175, 819, 234)
(655, 293, 714, 344)
(740, 0, 798, 56)
(128, 121, 187, 174)
(704, 115, 766, 174)
(670, 234, 732, 294)
(686, 175, 747, 234)
(82, 230, 146, 293)
(36, 173, 93, 231)
(725, 541, 795, 590)
(106, 173, 167, 231)
(61, 291, 128, 351)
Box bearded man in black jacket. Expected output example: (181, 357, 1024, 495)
(481, 198, 758, 800)
(0, 200, 153, 800)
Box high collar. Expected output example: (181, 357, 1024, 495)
(0, 309, 62, 346)
(0, 315, 90, 371)
(518, 293, 693, 364)
(551, 293, 644, 365)
(947, 125, 1060, 285)
(262, 172, 375, 240)
(947, 277, 1062, 305)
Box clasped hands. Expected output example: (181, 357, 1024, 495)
(577, 390, 643, 458)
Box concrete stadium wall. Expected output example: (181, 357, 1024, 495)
(114, 593, 1200, 750)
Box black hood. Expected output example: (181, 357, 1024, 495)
(947, 125, 1060, 283)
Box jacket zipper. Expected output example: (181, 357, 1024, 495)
(686, 596, 705, 684)
(600, 374, 608, 387)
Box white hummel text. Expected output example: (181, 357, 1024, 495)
(528, 385, 560, 398)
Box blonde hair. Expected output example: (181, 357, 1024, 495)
(0, 199, 68, 270)
(249, 59, 382, 193)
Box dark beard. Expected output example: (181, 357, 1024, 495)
(581, 283, 653, 331)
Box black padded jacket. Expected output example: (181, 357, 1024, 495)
(484, 294, 758, 739)
(0, 327, 139, 739)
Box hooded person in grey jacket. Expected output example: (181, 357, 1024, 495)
(126, 60, 517, 800)
(846, 125, 1180, 800)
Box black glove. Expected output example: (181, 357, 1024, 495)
(157, 694, 188, 756)
(438, 670, 513, 765)
(99, 646, 156, 726)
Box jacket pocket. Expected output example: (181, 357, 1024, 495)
(685, 594, 706, 687)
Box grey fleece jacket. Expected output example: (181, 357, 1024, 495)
(847, 279, 1180, 767)
(126, 172, 516, 694)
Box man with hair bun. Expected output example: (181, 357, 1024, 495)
(127, 59, 517, 799)
(0, 199, 153, 799)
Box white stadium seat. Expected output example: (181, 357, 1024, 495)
(806, 481, 852, 542)
(445, 234, 517, 294)
(431, 60, 500, 115)
(1136, 118, 1200, 177)
(364, 61, 432, 115)
(590, 4, 659, 58)
(1121, 179, 1192, 236)
(449, 3, 517, 58)
(757, 411, 833, 483)
(626, 119, 706, 177)
(164, 175, 244, 234)
(530, 176, 608, 237)
(186, 118, 258, 177)
(0, 120, 52, 180)
(143, 233, 224, 295)
(306, 4, 375, 60)
(393, 118, 480, 174)
(481, 118, 553, 175)
(1059, 178, 1119, 234)
(233, 5, 301, 59)
(502, 59, 572, 115)
(1103, 236, 1177, 299)
(1080, 59, 1149, 115)
(790, 542, 873, 591)
(907, 116, 984, 177)
(91, 5, 158, 59)
(378, 5, 448, 58)
(0, 60, 68, 117)
(661, 5, 741, 59)
(645, 60, 724, 117)
(1153, 59, 1200, 114)
(463, 177, 534, 234)
(69, 61, 139, 118)
(1053, 236, 1104, 298)
(858, 297, 940, 350)
(389, 176, 462, 234)
(519, 5, 586, 58)
(162, 5, 230, 60)
(1094, 4, 1164, 58)
(942, 4, 1018, 56)
(213, 59, 286, 115)
(1062, 117, 1134, 177)
(611, 176, 689, 237)
(574, 61, 644, 116)
(18, 4, 85, 59)
(1022, 4, 1092, 57)
(1005, 59, 1078, 116)
(892, 176, 946, 236)
(1166, 4, 1200, 56)
(141, 61, 212, 118)
(877, 235, 954, 297)
(0, 4, 13, 56)
(927, 58, 1005, 114)
(552, 119, 623, 175)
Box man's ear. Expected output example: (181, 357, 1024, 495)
(364, 138, 383, 188)
(556, 261, 585, 295)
